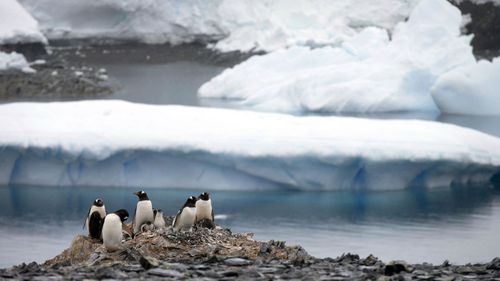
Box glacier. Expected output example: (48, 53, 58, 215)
(17, 0, 419, 52)
(198, 0, 500, 116)
(1, 100, 500, 191)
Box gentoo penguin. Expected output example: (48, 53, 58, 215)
(172, 196, 197, 231)
(153, 209, 166, 229)
(102, 209, 129, 251)
(195, 192, 214, 223)
(132, 190, 154, 235)
(83, 198, 106, 239)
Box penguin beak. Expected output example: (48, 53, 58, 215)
(133, 191, 139, 196)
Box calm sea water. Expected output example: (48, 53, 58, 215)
(0, 185, 499, 268)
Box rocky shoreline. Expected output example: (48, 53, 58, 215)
(1, 218, 499, 281)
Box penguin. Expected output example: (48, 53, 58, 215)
(102, 209, 129, 251)
(132, 190, 154, 235)
(83, 198, 106, 239)
(153, 209, 166, 229)
(195, 192, 214, 223)
(172, 196, 197, 231)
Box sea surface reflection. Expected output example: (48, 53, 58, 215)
(0, 185, 499, 267)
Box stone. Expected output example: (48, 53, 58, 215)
(224, 258, 253, 266)
(139, 256, 160, 270)
(147, 268, 184, 278)
(94, 267, 127, 279)
(384, 261, 412, 276)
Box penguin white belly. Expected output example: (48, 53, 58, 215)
(195, 199, 213, 222)
(86, 205, 106, 229)
(102, 214, 122, 251)
(134, 200, 154, 234)
(174, 207, 196, 231)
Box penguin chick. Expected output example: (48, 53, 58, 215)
(140, 222, 154, 233)
(153, 209, 166, 229)
(102, 209, 129, 251)
(195, 192, 214, 223)
(84, 198, 106, 239)
(172, 196, 197, 231)
(132, 190, 154, 235)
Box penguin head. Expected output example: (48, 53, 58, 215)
(185, 196, 197, 208)
(114, 209, 129, 222)
(134, 190, 149, 201)
(93, 198, 104, 207)
(153, 209, 162, 217)
(198, 192, 210, 201)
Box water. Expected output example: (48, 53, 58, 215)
(0, 185, 500, 268)
(56, 44, 500, 138)
(1, 43, 499, 268)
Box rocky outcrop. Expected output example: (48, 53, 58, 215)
(45, 224, 309, 268)
(452, 0, 500, 59)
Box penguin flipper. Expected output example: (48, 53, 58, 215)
(132, 205, 137, 231)
(172, 209, 181, 228)
(212, 209, 214, 222)
(83, 205, 92, 229)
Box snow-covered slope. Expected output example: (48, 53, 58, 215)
(199, 0, 474, 114)
(1, 100, 499, 190)
(0, 0, 46, 45)
(18, 0, 419, 52)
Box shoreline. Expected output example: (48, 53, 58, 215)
(1, 221, 499, 280)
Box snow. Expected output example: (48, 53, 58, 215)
(0, 100, 499, 190)
(432, 58, 500, 115)
(18, 0, 419, 52)
(199, 0, 476, 114)
(0, 51, 34, 72)
(0, 0, 46, 45)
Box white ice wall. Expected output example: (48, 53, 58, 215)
(1, 100, 499, 190)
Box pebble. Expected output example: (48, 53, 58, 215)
(147, 268, 184, 278)
(224, 258, 253, 266)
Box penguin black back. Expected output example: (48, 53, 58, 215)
(114, 209, 129, 222)
(88, 211, 104, 240)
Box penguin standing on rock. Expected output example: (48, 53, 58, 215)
(153, 209, 166, 229)
(83, 198, 106, 239)
(172, 196, 197, 231)
(132, 190, 154, 235)
(195, 192, 214, 223)
(102, 209, 129, 251)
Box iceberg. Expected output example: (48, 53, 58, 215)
(198, 0, 476, 114)
(0, 0, 46, 45)
(18, 0, 418, 52)
(1, 100, 499, 191)
(432, 57, 500, 115)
